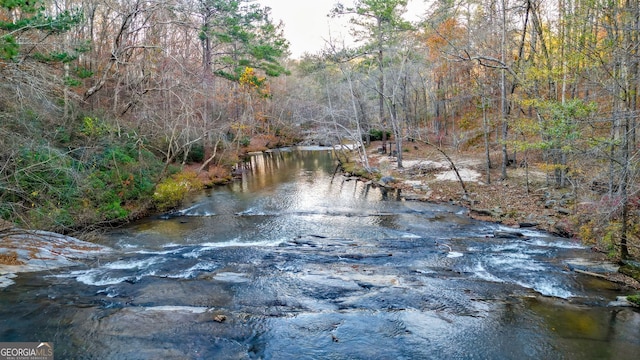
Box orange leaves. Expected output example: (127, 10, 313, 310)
(424, 18, 462, 59)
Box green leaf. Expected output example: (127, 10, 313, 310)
(0, 35, 18, 60)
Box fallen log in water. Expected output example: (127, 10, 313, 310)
(573, 268, 640, 289)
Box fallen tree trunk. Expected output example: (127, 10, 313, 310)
(573, 268, 640, 289)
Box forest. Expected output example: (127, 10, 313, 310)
(0, 0, 639, 261)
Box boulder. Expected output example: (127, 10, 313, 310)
(470, 207, 503, 218)
(551, 222, 574, 238)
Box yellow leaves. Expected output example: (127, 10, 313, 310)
(153, 171, 203, 211)
(239, 66, 256, 86)
(239, 66, 270, 97)
(512, 115, 540, 134)
(522, 63, 564, 84)
(81, 116, 112, 138)
(538, 163, 569, 173)
(230, 123, 248, 132)
(239, 67, 265, 89)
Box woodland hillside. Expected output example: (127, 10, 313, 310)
(1, 0, 639, 260)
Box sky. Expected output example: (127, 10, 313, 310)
(257, 0, 429, 59)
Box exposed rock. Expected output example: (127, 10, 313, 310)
(470, 208, 494, 217)
(470, 207, 503, 218)
(551, 222, 574, 238)
(213, 314, 227, 323)
(518, 222, 539, 228)
(622, 259, 640, 268)
(609, 296, 639, 307)
(1, 229, 113, 287)
(493, 230, 527, 239)
(379, 176, 396, 185)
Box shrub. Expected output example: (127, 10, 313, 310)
(13, 145, 78, 206)
(341, 162, 374, 179)
(185, 144, 205, 163)
(28, 205, 76, 231)
(80, 116, 112, 138)
(153, 171, 203, 211)
(367, 129, 392, 141)
(240, 136, 251, 147)
(1, 107, 169, 229)
(99, 199, 129, 220)
(206, 165, 232, 185)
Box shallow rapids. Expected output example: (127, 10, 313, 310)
(1, 148, 639, 359)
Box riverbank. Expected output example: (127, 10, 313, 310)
(351, 141, 574, 233)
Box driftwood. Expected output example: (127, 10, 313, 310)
(573, 269, 610, 280)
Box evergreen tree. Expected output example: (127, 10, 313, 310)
(0, 0, 83, 62)
(198, 0, 289, 82)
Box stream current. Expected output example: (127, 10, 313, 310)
(1, 148, 639, 359)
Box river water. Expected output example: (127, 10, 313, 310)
(1, 148, 639, 359)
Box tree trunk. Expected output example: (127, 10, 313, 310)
(620, 113, 630, 259)
(482, 94, 491, 184)
(500, 0, 509, 180)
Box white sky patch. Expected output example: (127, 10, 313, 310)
(257, 0, 429, 58)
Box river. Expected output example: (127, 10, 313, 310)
(1, 148, 639, 359)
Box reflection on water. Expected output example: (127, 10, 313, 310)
(1, 148, 639, 359)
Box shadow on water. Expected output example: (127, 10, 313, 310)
(1, 147, 639, 359)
